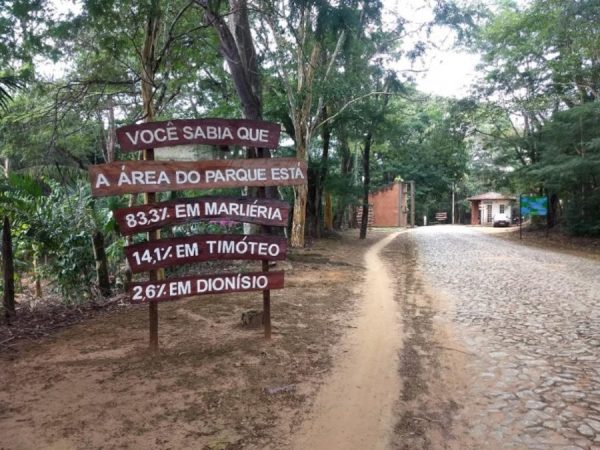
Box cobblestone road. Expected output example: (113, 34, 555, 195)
(412, 226, 600, 449)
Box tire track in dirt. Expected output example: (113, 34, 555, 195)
(382, 232, 475, 450)
(292, 232, 403, 450)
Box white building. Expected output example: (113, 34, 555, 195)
(467, 192, 516, 226)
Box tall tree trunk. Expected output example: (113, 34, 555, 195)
(291, 127, 311, 247)
(312, 106, 331, 239)
(33, 253, 42, 298)
(106, 97, 116, 163)
(324, 192, 333, 231)
(289, 41, 321, 248)
(200, 0, 277, 207)
(2, 216, 15, 323)
(292, 183, 309, 246)
(359, 132, 372, 239)
(92, 231, 111, 298)
(201, 0, 261, 121)
(334, 131, 353, 229)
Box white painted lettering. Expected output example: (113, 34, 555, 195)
(166, 126, 178, 141)
(118, 170, 132, 186)
(193, 126, 206, 139)
(222, 127, 233, 139)
(95, 174, 110, 188)
(175, 204, 186, 217)
(140, 129, 154, 144)
(154, 128, 167, 142)
(186, 203, 201, 217)
(205, 202, 218, 215)
(125, 131, 139, 145)
(131, 171, 144, 184)
(176, 243, 198, 258)
(157, 171, 170, 184)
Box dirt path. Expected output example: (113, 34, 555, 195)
(292, 232, 403, 450)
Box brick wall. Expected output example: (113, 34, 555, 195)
(369, 182, 408, 227)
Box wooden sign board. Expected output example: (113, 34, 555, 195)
(130, 270, 284, 303)
(125, 234, 287, 273)
(116, 118, 281, 151)
(115, 196, 289, 235)
(89, 158, 307, 197)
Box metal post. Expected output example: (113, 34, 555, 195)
(451, 182, 455, 225)
(546, 194, 550, 238)
(519, 194, 522, 240)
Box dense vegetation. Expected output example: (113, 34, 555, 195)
(1, 0, 598, 310)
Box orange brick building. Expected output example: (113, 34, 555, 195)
(356, 181, 409, 227)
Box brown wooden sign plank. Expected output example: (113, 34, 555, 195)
(115, 196, 289, 235)
(89, 158, 307, 197)
(125, 234, 287, 273)
(116, 118, 281, 151)
(130, 270, 284, 303)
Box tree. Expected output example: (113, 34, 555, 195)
(472, 0, 600, 232)
(0, 173, 42, 320)
(2, 215, 15, 322)
(531, 102, 600, 235)
(257, 0, 363, 247)
(369, 95, 470, 225)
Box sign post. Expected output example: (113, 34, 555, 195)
(519, 195, 549, 239)
(143, 146, 160, 352)
(519, 194, 522, 240)
(89, 118, 305, 350)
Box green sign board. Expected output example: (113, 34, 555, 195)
(520, 195, 548, 216)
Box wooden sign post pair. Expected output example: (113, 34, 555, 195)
(88, 118, 307, 350)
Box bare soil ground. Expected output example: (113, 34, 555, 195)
(0, 231, 383, 450)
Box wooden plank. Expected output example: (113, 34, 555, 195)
(125, 234, 287, 273)
(115, 196, 289, 235)
(116, 118, 281, 151)
(262, 259, 271, 339)
(89, 158, 307, 197)
(142, 147, 160, 352)
(130, 270, 284, 304)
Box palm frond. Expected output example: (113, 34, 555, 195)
(0, 75, 25, 111)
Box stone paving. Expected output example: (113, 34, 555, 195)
(411, 226, 600, 449)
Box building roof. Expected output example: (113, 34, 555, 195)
(467, 191, 516, 201)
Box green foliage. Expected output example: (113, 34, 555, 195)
(528, 102, 600, 235)
(0, 0, 56, 65)
(471, 0, 600, 234)
(38, 181, 95, 301)
(369, 96, 470, 223)
(0, 174, 123, 302)
(0, 74, 25, 110)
